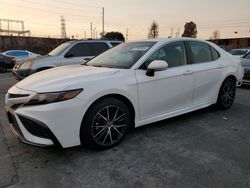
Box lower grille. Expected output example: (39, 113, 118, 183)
(18, 115, 50, 139)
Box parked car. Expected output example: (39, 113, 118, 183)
(229, 48, 250, 58)
(0, 53, 16, 73)
(240, 52, 250, 85)
(12, 40, 123, 80)
(5, 38, 244, 149)
(3, 50, 40, 61)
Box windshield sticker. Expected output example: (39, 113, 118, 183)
(131, 47, 149, 51)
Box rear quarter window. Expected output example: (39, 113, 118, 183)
(210, 47, 220, 60)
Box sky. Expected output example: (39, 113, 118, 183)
(0, 0, 249, 41)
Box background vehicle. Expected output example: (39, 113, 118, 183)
(3, 50, 40, 61)
(12, 40, 122, 80)
(0, 53, 16, 73)
(5, 38, 243, 149)
(240, 52, 250, 85)
(229, 48, 250, 58)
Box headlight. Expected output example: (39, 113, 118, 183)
(24, 89, 83, 106)
(19, 61, 32, 69)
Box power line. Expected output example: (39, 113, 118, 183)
(20, 0, 101, 14)
(1, 1, 102, 20)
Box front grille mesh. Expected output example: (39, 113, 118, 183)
(18, 115, 50, 139)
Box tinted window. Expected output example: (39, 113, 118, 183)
(244, 53, 250, 59)
(189, 42, 213, 63)
(210, 47, 220, 60)
(111, 42, 122, 47)
(142, 42, 187, 69)
(6, 51, 28, 57)
(91, 43, 110, 56)
(230, 49, 247, 56)
(67, 43, 93, 57)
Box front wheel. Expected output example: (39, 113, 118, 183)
(216, 78, 236, 110)
(80, 98, 132, 150)
(0, 64, 7, 73)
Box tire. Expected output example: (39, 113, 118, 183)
(0, 64, 7, 73)
(216, 78, 236, 110)
(80, 98, 132, 150)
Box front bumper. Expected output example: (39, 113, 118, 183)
(5, 106, 59, 147)
(12, 66, 35, 80)
(5, 86, 87, 148)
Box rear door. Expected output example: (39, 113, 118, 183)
(188, 41, 225, 105)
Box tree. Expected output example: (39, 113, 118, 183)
(211, 30, 220, 39)
(182, 21, 197, 38)
(148, 21, 159, 39)
(102, 31, 125, 41)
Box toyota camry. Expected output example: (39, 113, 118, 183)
(5, 38, 244, 149)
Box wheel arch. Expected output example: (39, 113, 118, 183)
(82, 93, 136, 125)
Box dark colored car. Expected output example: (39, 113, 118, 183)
(241, 52, 250, 85)
(0, 53, 16, 73)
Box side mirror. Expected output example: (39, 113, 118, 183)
(146, 60, 168, 77)
(64, 53, 74, 58)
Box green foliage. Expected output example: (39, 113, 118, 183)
(182, 21, 197, 38)
(102, 32, 125, 42)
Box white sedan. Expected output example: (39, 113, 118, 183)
(5, 38, 244, 149)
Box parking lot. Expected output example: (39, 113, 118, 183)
(0, 71, 250, 188)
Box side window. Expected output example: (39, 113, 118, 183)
(210, 47, 220, 60)
(189, 42, 213, 63)
(91, 43, 110, 56)
(67, 43, 93, 57)
(141, 42, 187, 69)
(111, 42, 122, 47)
(16, 51, 29, 56)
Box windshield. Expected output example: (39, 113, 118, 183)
(48, 42, 72, 56)
(87, 42, 156, 69)
(230, 49, 247, 56)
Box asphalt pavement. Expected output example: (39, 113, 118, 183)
(0, 72, 250, 188)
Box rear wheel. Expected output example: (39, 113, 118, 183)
(216, 78, 236, 110)
(0, 64, 7, 73)
(81, 98, 132, 150)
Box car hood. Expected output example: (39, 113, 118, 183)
(15, 65, 120, 93)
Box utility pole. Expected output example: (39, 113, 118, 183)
(60, 15, 66, 38)
(93, 27, 96, 39)
(84, 31, 86, 39)
(171, 28, 174, 38)
(90, 22, 93, 38)
(102, 7, 104, 37)
(126, 29, 128, 42)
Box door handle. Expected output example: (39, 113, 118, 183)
(183, 70, 193, 75)
(217, 64, 224, 69)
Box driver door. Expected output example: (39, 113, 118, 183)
(135, 41, 194, 121)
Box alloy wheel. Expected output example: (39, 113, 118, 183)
(221, 80, 236, 108)
(91, 105, 128, 146)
